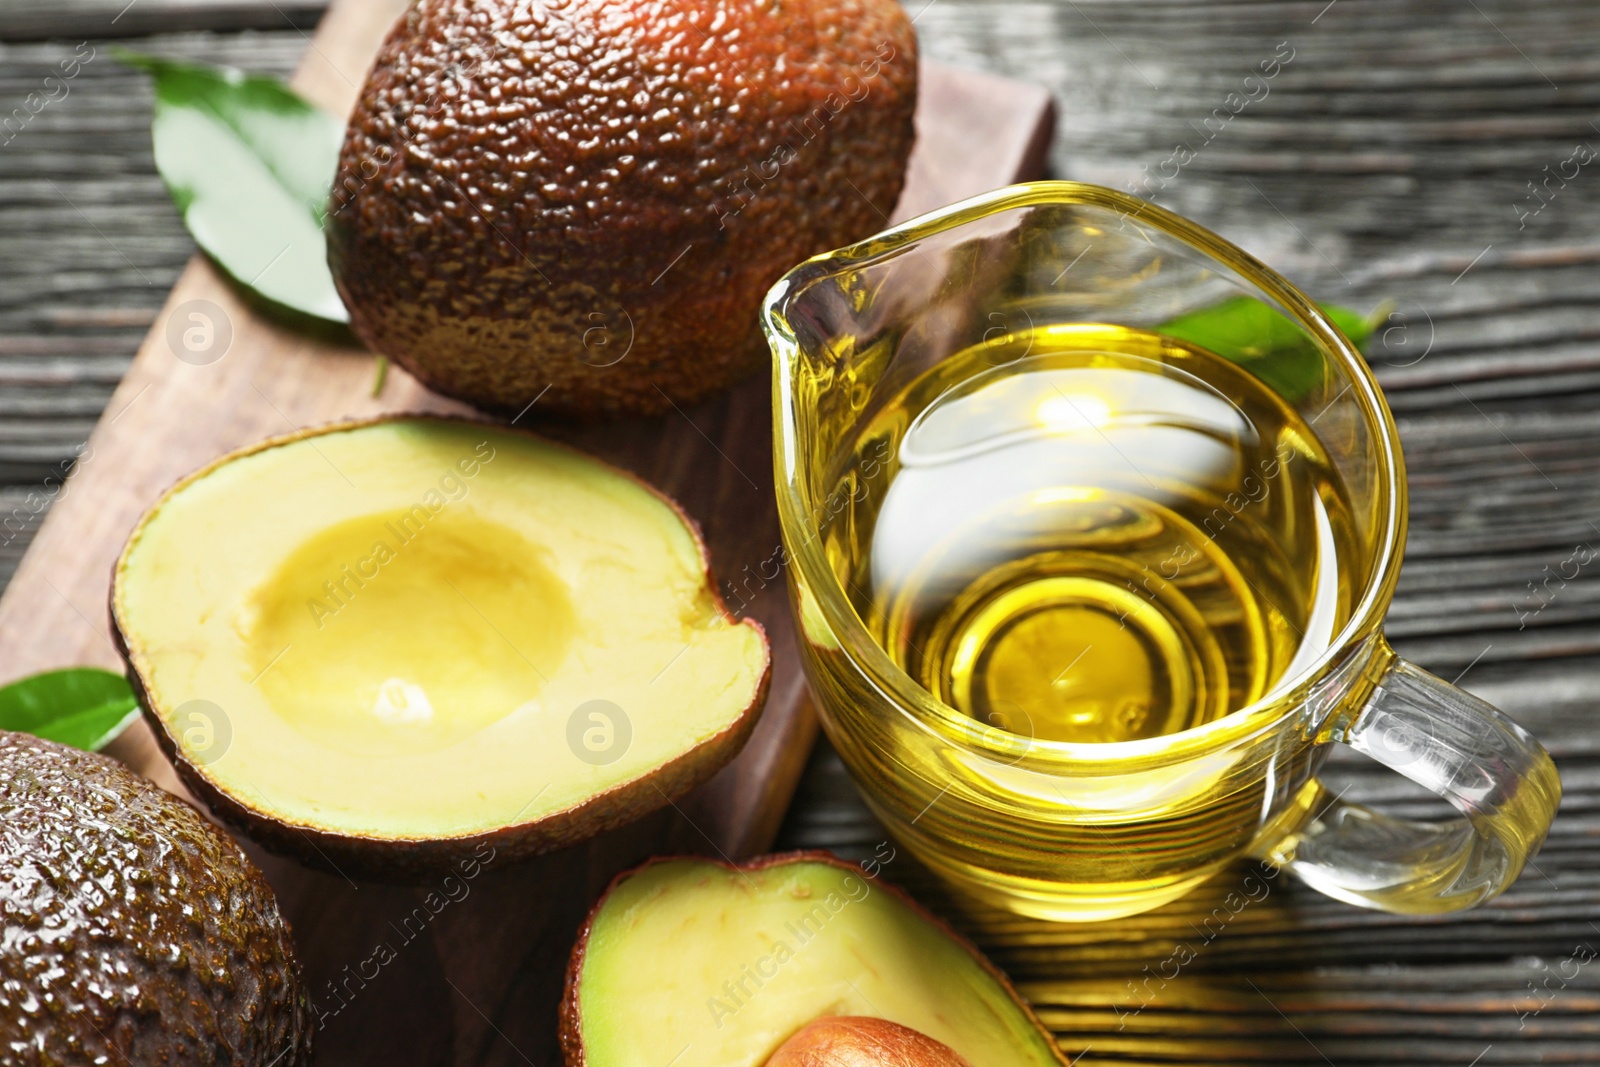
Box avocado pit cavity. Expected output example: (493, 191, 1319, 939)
(246, 508, 576, 754)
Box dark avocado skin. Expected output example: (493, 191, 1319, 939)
(0, 732, 313, 1066)
(327, 0, 917, 420)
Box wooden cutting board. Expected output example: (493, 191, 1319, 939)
(0, 2, 1053, 1062)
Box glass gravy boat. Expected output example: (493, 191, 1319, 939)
(763, 182, 1560, 922)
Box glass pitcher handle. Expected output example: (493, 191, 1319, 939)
(1262, 657, 1562, 914)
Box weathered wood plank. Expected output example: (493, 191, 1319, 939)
(0, 0, 323, 42)
(5, 1, 1600, 1064)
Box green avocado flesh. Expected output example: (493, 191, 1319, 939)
(574, 858, 1062, 1067)
(112, 420, 767, 843)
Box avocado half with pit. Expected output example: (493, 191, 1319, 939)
(111, 417, 770, 879)
(560, 854, 1067, 1067)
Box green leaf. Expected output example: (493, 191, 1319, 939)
(1157, 296, 1374, 401)
(118, 50, 348, 323)
(0, 668, 141, 751)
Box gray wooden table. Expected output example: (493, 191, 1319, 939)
(3, 1, 1598, 1063)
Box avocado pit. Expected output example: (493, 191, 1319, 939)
(767, 1017, 975, 1067)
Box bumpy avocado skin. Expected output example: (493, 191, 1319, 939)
(0, 732, 313, 1066)
(327, 0, 918, 420)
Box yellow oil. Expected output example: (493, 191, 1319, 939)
(831, 323, 1362, 746)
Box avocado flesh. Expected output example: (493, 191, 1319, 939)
(113, 420, 767, 844)
(572, 858, 1063, 1067)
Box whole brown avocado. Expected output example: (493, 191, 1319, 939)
(0, 732, 313, 1066)
(327, 0, 917, 419)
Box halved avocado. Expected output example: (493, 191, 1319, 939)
(112, 417, 770, 879)
(560, 854, 1067, 1067)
